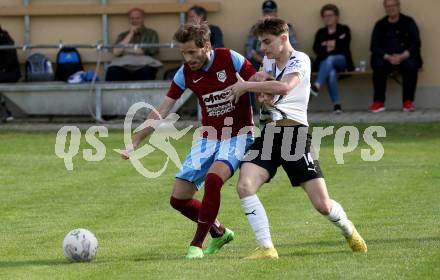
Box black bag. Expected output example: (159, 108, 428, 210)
(55, 47, 84, 81)
(26, 53, 55, 82)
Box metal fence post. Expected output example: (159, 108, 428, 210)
(100, 0, 109, 45)
(179, 0, 186, 24)
(95, 84, 103, 123)
(23, 0, 31, 57)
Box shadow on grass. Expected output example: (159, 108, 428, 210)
(281, 249, 349, 258)
(255, 236, 440, 258)
(2, 236, 438, 268)
(132, 253, 241, 262)
(0, 258, 110, 268)
(278, 236, 440, 249)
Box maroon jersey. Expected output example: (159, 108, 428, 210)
(167, 48, 256, 139)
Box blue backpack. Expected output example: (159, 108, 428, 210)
(56, 47, 84, 81)
(26, 53, 55, 82)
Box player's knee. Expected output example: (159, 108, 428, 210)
(236, 178, 256, 198)
(314, 200, 332, 216)
(170, 196, 182, 210)
(325, 58, 333, 68)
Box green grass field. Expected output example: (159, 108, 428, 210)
(1, 123, 439, 279)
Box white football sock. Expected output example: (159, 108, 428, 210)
(241, 194, 273, 248)
(326, 199, 353, 237)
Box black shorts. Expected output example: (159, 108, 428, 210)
(241, 125, 324, 186)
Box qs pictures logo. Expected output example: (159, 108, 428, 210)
(54, 102, 193, 178)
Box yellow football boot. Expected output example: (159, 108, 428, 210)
(346, 221, 368, 253)
(244, 246, 279, 260)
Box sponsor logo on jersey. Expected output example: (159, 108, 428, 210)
(202, 90, 235, 117)
(216, 70, 227, 83)
(193, 77, 203, 83)
(206, 103, 235, 117)
(286, 59, 302, 72)
(202, 90, 230, 106)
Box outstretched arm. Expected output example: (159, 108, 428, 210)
(121, 96, 176, 159)
(226, 72, 300, 104)
(132, 96, 176, 148)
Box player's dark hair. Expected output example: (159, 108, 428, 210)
(187, 5, 208, 21)
(174, 22, 211, 48)
(254, 17, 289, 37)
(320, 4, 340, 17)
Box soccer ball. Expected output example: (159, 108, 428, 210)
(62, 228, 98, 262)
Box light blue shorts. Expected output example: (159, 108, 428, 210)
(176, 134, 254, 190)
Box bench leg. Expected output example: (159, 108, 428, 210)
(95, 86, 104, 123)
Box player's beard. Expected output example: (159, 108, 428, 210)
(189, 54, 208, 71)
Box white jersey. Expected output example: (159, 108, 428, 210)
(261, 50, 311, 126)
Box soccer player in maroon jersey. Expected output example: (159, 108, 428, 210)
(121, 22, 256, 259)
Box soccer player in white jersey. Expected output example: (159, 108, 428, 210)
(226, 18, 367, 259)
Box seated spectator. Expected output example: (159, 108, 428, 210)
(0, 25, 21, 122)
(187, 5, 224, 49)
(369, 0, 422, 112)
(245, 0, 299, 70)
(311, 4, 354, 113)
(106, 8, 162, 81)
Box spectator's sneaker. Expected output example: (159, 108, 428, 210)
(403, 100, 415, 112)
(5, 112, 14, 122)
(333, 104, 342, 114)
(310, 84, 320, 97)
(369, 101, 386, 113)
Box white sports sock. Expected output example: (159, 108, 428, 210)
(241, 194, 273, 248)
(326, 199, 353, 237)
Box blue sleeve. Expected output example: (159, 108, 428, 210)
(172, 65, 186, 91)
(230, 50, 246, 72)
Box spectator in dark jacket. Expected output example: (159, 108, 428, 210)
(187, 5, 224, 49)
(245, 0, 299, 70)
(369, 0, 422, 113)
(0, 26, 21, 83)
(0, 25, 21, 121)
(311, 4, 354, 113)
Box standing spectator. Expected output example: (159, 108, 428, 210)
(0, 25, 21, 122)
(245, 0, 299, 70)
(106, 8, 162, 81)
(311, 4, 354, 113)
(369, 0, 422, 112)
(187, 5, 224, 49)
